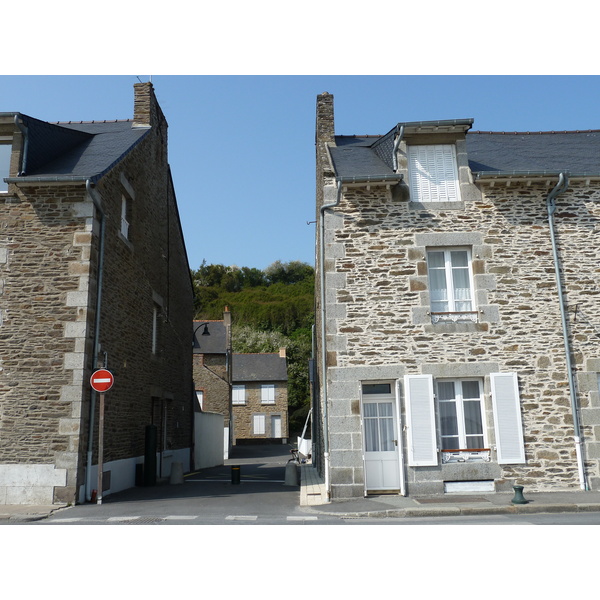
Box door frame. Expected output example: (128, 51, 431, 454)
(359, 380, 406, 496)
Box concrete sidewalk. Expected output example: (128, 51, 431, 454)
(299, 462, 600, 518)
(4, 460, 600, 522)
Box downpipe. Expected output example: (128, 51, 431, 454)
(85, 180, 106, 501)
(547, 172, 588, 490)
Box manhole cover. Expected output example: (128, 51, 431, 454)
(116, 517, 166, 524)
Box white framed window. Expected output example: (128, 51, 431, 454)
(427, 247, 476, 323)
(196, 390, 204, 410)
(261, 384, 275, 404)
(120, 194, 131, 239)
(404, 372, 525, 467)
(253, 414, 266, 435)
(1, 140, 11, 193)
(232, 385, 246, 405)
(437, 379, 486, 450)
(408, 144, 460, 203)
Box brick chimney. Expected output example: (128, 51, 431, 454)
(279, 347, 286, 359)
(133, 82, 166, 128)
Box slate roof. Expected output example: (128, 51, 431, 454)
(7, 114, 149, 184)
(193, 321, 227, 354)
(330, 126, 600, 180)
(232, 353, 287, 383)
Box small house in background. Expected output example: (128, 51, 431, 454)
(232, 350, 289, 444)
(192, 308, 232, 461)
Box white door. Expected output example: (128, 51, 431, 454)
(271, 415, 282, 438)
(361, 383, 401, 492)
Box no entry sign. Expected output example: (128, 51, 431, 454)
(90, 369, 114, 393)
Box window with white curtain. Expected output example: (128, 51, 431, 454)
(408, 144, 460, 203)
(363, 402, 395, 452)
(437, 379, 485, 450)
(232, 385, 246, 405)
(427, 248, 476, 322)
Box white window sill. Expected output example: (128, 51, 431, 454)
(441, 449, 491, 464)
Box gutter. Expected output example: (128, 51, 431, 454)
(546, 173, 588, 491)
(392, 125, 404, 172)
(85, 179, 107, 502)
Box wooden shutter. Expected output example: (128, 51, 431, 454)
(490, 372, 526, 464)
(405, 374, 438, 466)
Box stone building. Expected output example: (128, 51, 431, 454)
(232, 350, 288, 443)
(314, 92, 600, 500)
(0, 82, 194, 505)
(192, 310, 232, 458)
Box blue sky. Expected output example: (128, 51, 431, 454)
(3, 75, 600, 272)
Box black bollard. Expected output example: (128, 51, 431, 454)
(231, 465, 241, 485)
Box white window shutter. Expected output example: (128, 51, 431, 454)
(405, 374, 438, 466)
(408, 145, 460, 202)
(490, 372, 526, 464)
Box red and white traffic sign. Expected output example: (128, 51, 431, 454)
(90, 369, 114, 393)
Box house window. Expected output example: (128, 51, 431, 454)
(437, 379, 485, 450)
(253, 414, 266, 435)
(1, 141, 11, 193)
(232, 385, 246, 405)
(120, 194, 132, 240)
(196, 390, 204, 410)
(408, 144, 460, 203)
(261, 384, 275, 404)
(427, 248, 476, 323)
(404, 373, 526, 467)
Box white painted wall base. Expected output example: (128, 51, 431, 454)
(0, 464, 67, 505)
(78, 448, 191, 504)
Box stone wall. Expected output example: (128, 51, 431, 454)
(321, 179, 600, 497)
(0, 84, 194, 504)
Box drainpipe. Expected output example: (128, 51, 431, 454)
(319, 179, 343, 499)
(14, 115, 29, 176)
(546, 172, 588, 490)
(85, 179, 107, 501)
(392, 124, 404, 172)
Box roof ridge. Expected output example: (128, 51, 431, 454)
(470, 129, 600, 135)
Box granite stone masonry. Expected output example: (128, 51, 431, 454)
(0, 83, 193, 504)
(314, 93, 600, 500)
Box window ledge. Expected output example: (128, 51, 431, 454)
(409, 201, 465, 211)
(441, 449, 491, 464)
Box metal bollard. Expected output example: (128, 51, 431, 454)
(231, 465, 241, 485)
(511, 484, 529, 504)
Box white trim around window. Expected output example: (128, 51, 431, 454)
(427, 247, 476, 323)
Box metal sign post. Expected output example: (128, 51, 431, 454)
(90, 369, 114, 505)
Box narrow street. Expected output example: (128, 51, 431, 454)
(31, 444, 320, 525)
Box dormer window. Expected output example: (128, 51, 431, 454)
(407, 144, 460, 203)
(0, 140, 11, 193)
